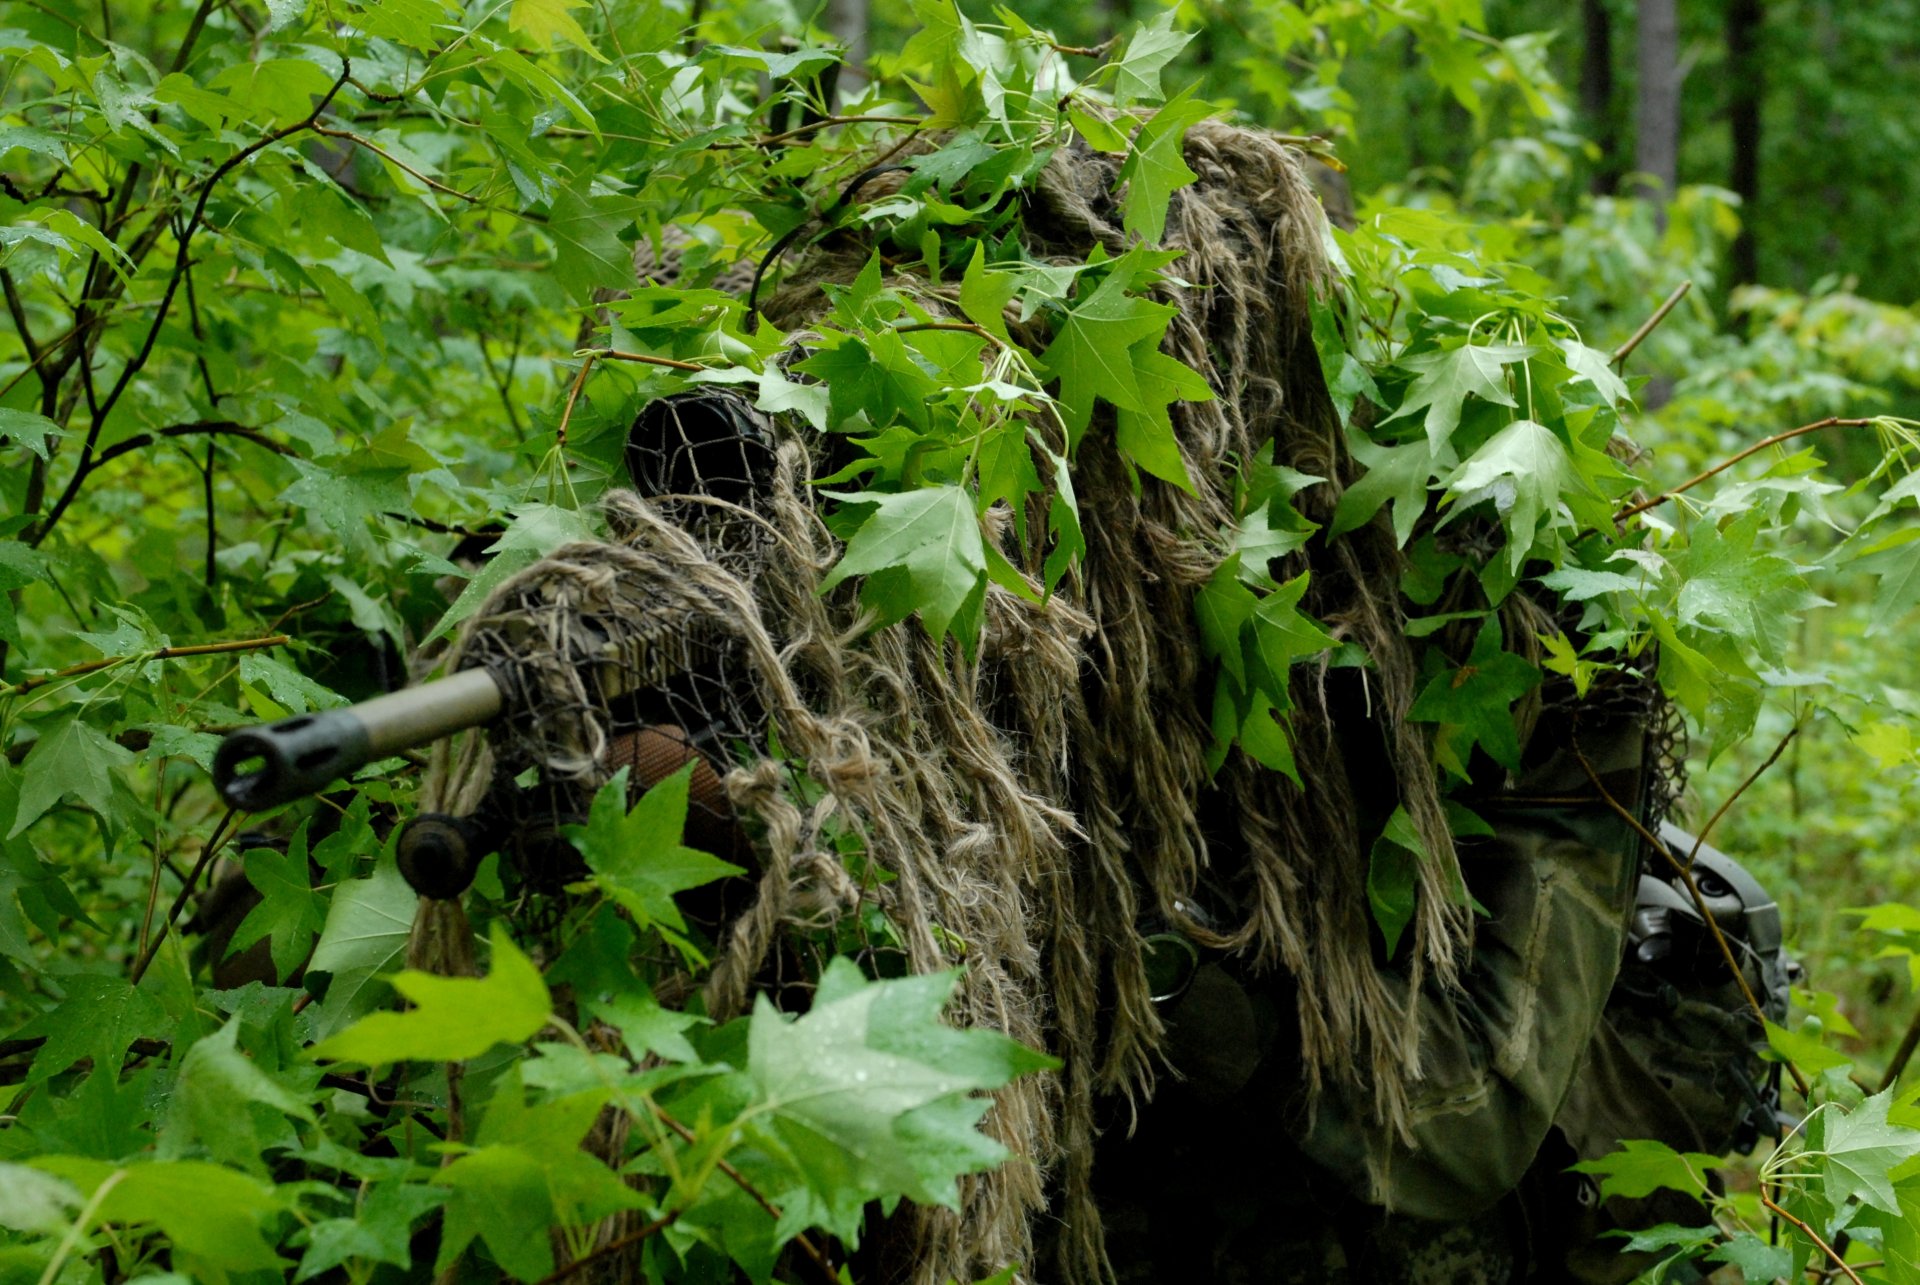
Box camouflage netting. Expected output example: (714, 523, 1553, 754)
(414, 121, 1485, 1284)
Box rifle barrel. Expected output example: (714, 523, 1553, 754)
(213, 667, 504, 811)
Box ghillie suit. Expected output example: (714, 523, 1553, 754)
(391, 119, 1681, 1283)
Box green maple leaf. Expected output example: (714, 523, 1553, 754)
(0, 407, 70, 460)
(1366, 805, 1426, 956)
(563, 764, 743, 938)
(436, 1070, 643, 1281)
(11, 713, 134, 836)
(958, 242, 1018, 344)
(32, 1159, 288, 1274)
(1555, 338, 1630, 409)
(1407, 616, 1540, 774)
(1442, 417, 1578, 572)
(1381, 341, 1530, 452)
(795, 330, 939, 432)
(739, 959, 1056, 1246)
(1117, 85, 1212, 244)
(546, 187, 641, 301)
(297, 1182, 447, 1283)
(1038, 251, 1178, 440)
(230, 824, 326, 982)
(163, 1017, 316, 1171)
(1114, 338, 1212, 492)
(1707, 1232, 1793, 1284)
(1816, 1090, 1920, 1215)
(1850, 528, 1920, 636)
(1673, 509, 1824, 667)
(305, 859, 414, 1041)
(1111, 9, 1194, 108)
(1330, 429, 1440, 547)
(309, 923, 552, 1066)
(1571, 1138, 1719, 1200)
(821, 485, 990, 651)
(8, 973, 170, 1086)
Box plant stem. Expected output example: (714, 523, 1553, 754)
(0, 635, 289, 698)
(1761, 1193, 1863, 1285)
(1615, 417, 1875, 523)
(1611, 279, 1691, 368)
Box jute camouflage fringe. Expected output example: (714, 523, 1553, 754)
(415, 119, 1473, 1284)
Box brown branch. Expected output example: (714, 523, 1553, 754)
(1, 267, 42, 370)
(710, 114, 926, 150)
(533, 1212, 683, 1285)
(32, 62, 353, 547)
(1614, 417, 1875, 523)
(555, 352, 597, 449)
(1878, 999, 1920, 1092)
(311, 126, 482, 203)
(649, 1107, 839, 1285)
(894, 320, 997, 342)
(1686, 723, 1801, 870)
(88, 420, 294, 471)
(591, 349, 712, 372)
(0, 634, 289, 698)
(129, 808, 236, 985)
(1571, 741, 1811, 1097)
(1611, 279, 1692, 368)
(1761, 1192, 1863, 1285)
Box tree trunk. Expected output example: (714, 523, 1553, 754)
(826, 0, 868, 96)
(1581, 0, 1617, 194)
(1634, 0, 1681, 219)
(1726, 0, 1764, 285)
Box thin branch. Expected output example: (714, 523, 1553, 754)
(310, 125, 483, 203)
(89, 420, 294, 471)
(1, 268, 43, 370)
(32, 62, 353, 546)
(708, 114, 927, 150)
(590, 348, 713, 372)
(1879, 999, 1920, 1092)
(1051, 37, 1118, 56)
(1615, 417, 1875, 523)
(1760, 1193, 1863, 1285)
(128, 809, 236, 986)
(1687, 723, 1801, 870)
(1611, 279, 1692, 368)
(894, 320, 997, 343)
(555, 352, 597, 449)
(533, 1213, 682, 1285)
(1571, 740, 1811, 1097)
(0, 634, 289, 698)
(649, 1107, 839, 1285)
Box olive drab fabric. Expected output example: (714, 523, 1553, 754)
(1090, 710, 1682, 1282)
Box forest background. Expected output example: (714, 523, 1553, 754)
(3, 0, 1920, 1281)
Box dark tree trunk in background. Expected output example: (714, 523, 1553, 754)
(1635, 0, 1681, 223)
(1581, 0, 1618, 193)
(1726, 0, 1764, 285)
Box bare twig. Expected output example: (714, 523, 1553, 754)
(1611, 279, 1691, 368)
(33, 62, 354, 546)
(649, 1107, 839, 1285)
(311, 126, 482, 203)
(1761, 1192, 1863, 1285)
(533, 1213, 683, 1285)
(89, 420, 295, 471)
(129, 808, 237, 986)
(1878, 1000, 1920, 1092)
(1615, 417, 1875, 523)
(0, 634, 289, 698)
(709, 113, 926, 150)
(1687, 723, 1801, 870)
(1571, 741, 1810, 1097)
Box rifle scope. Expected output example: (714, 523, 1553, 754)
(212, 667, 503, 812)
